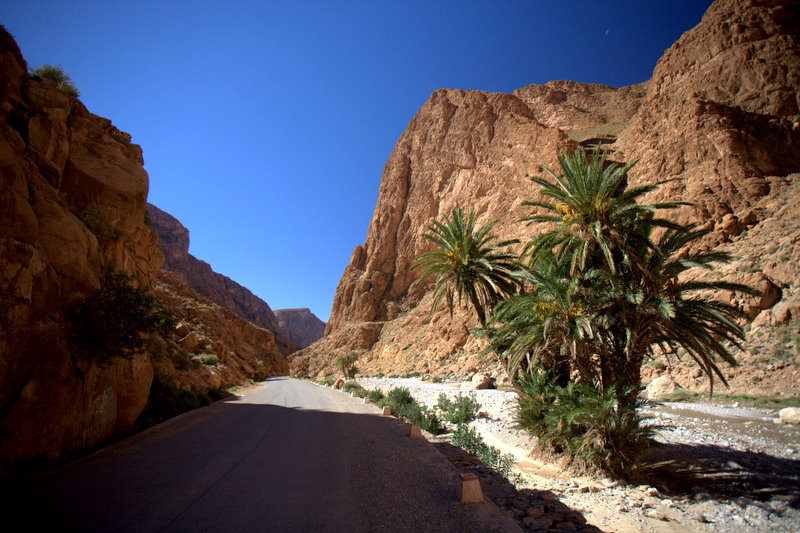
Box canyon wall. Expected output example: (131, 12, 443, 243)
(290, 0, 800, 395)
(0, 26, 163, 467)
(274, 308, 326, 348)
(0, 27, 287, 472)
(146, 203, 299, 355)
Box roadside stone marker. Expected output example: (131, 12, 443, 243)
(409, 424, 422, 438)
(382, 406, 391, 416)
(459, 473, 483, 503)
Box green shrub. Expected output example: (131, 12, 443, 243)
(322, 376, 336, 386)
(193, 353, 221, 367)
(81, 206, 122, 243)
(514, 372, 658, 476)
(336, 351, 359, 378)
(378, 387, 443, 434)
(71, 267, 176, 364)
(343, 381, 367, 397)
(135, 373, 228, 428)
(451, 423, 517, 479)
(367, 389, 385, 403)
(437, 393, 480, 424)
(30, 63, 80, 97)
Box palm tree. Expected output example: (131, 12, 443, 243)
(521, 148, 754, 409)
(594, 223, 755, 405)
(411, 207, 519, 326)
(484, 250, 596, 385)
(523, 147, 684, 277)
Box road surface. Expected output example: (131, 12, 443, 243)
(3, 377, 520, 532)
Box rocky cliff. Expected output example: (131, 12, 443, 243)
(0, 26, 163, 468)
(0, 27, 286, 473)
(274, 308, 326, 348)
(146, 203, 298, 355)
(290, 0, 800, 397)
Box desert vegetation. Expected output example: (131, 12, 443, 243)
(414, 147, 755, 476)
(30, 63, 80, 97)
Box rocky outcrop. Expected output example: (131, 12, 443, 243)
(623, 0, 800, 229)
(149, 271, 288, 394)
(291, 0, 800, 396)
(146, 203, 298, 355)
(274, 308, 326, 348)
(0, 25, 163, 467)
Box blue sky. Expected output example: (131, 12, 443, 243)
(2, 1, 713, 322)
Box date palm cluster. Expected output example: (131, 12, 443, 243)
(412, 148, 754, 474)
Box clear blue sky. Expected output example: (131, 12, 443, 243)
(2, 1, 713, 322)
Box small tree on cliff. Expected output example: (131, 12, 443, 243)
(336, 351, 359, 379)
(411, 207, 519, 326)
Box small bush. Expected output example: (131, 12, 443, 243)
(437, 393, 480, 424)
(81, 206, 123, 243)
(378, 387, 443, 434)
(193, 353, 221, 367)
(336, 352, 359, 378)
(451, 423, 517, 479)
(514, 372, 658, 476)
(71, 267, 176, 364)
(30, 63, 80, 97)
(343, 381, 367, 397)
(367, 389, 385, 403)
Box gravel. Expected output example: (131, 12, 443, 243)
(356, 377, 800, 533)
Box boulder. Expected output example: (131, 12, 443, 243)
(178, 332, 199, 351)
(778, 407, 800, 425)
(646, 376, 684, 400)
(460, 373, 496, 391)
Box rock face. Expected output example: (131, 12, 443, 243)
(147, 271, 287, 400)
(0, 27, 287, 472)
(274, 308, 326, 348)
(291, 0, 800, 397)
(146, 203, 298, 355)
(0, 26, 163, 467)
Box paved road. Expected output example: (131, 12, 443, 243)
(4, 377, 520, 532)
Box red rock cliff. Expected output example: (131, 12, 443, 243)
(290, 0, 800, 386)
(0, 26, 163, 467)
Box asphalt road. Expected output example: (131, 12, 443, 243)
(4, 377, 520, 532)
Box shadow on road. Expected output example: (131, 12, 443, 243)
(631, 443, 800, 510)
(3, 391, 525, 532)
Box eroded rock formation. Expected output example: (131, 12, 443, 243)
(274, 308, 326, 349)
(0, 27, 287, 471)
(291, 0, 800, 397)
(0, 26, 163, 466)
(146, 203, 298, 355)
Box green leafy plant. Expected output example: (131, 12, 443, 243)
(451, 423, 517, 479)
(437, 393, 480, 424)
(81, 205, 123, 243)
(343, 381, 367, 397)
(336, 351, 359, 379)
(378, 387, 443, 434)
(367, 389, 385, 403)
(514, 372, 659, 476)
(30, 63, 80, 97)
(193, 353, 221, 367)
(71, 267, 176, 364)
(411, 207, 520, 326)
